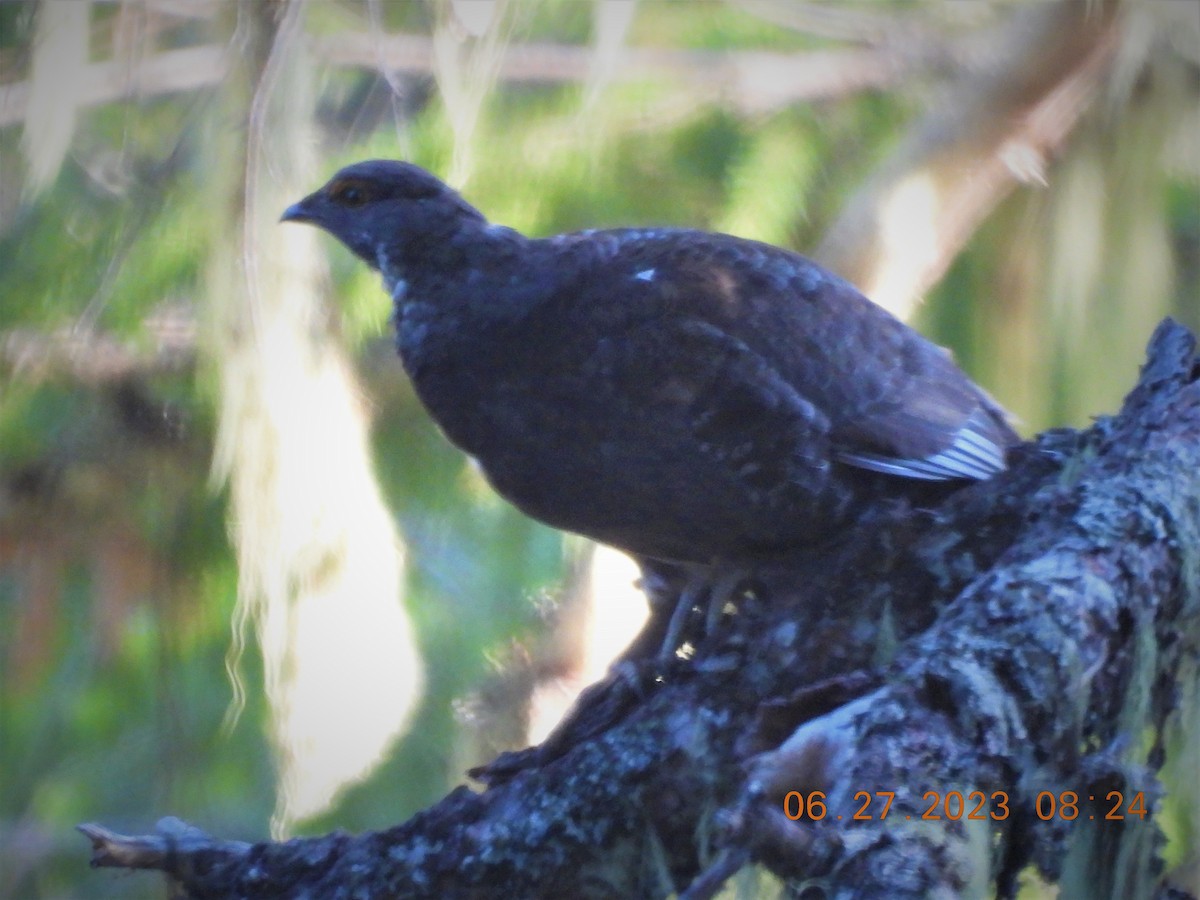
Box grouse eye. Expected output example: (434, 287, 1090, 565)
(328, 179, 371, 208)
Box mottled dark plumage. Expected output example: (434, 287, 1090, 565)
(283, 160, 1018, 564)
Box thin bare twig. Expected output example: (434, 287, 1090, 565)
(2, 24, 969, 130)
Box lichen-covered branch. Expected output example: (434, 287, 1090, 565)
(81, 320, 1200, 898)
(732, 319, 1200, 898)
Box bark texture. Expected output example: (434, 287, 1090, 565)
(81, 319, 1200, 899)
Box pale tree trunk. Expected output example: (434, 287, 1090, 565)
(204, 0, 422, 836)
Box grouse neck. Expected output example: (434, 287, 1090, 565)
(384, 220, 528, 302)
(388, 220, 547, 385)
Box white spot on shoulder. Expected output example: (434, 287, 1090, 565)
(634, 268, 656, 282)
(621, 229, 669, 243)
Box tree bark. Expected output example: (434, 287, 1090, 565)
(81, 319, 1200, 898)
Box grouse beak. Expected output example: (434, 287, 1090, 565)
(280, 198, 315, 224)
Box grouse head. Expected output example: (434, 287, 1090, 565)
(280, 160, 487, 275)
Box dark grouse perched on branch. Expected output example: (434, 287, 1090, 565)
(282, 161, 1018, 565)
